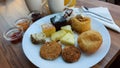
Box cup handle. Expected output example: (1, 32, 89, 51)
(65, 0, 73, 7)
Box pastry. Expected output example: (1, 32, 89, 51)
(62, 46, 81, 63)
(40, 41, 62, 60)
(31, 32, 46, 44)
(78, 30, 103, 54)
(41, 23, 56, 37)
(70, 15, 91, 33)
(50, 16, 68, 31)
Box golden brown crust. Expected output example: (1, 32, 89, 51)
(40, 41, 62, 60)
(62, 46, 81, 63)
(69, 16, 91, 33)
(78, 30, 103, 54)
(30, 33, 46, 44)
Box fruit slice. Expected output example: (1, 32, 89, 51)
(51, 30, 67, 41)
(61, 25, 73, 33)
(60, 32, 74, 45)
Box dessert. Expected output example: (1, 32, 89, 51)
(51, 30, 67, 41)
(31, 32, 46, 44)
(78, 30, 103, 54)
(41, 23, 56, 37)
(50, 15, 68, 31)
(40, 41, 62, 60)
(62, 46, 81, 63)
(69, 15, 91, 33)
(60, 32, 74, 45)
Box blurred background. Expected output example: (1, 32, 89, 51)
(100, 0, 120, 5)
(100, 1, 120, 68)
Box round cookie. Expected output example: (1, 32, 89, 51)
(78, 30, 103, 54)
(40, 41, 62, 60)
(62, 46, 81, 63)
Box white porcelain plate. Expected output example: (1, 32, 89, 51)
(22, 13, 111, 68)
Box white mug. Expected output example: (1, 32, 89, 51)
(25, 0, 47, 12)
(48, 0, 73, 13)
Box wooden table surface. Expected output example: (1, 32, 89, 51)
(0, 0, 120, 68)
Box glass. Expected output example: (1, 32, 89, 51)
(25, 0, 46, 12)
(3, 18, 32, 43)
(28, 4, 50, 22)
(48, 0, 73, 13)
(64, 0, 76, 7)
(25, 0, 50, 21)
(3, 27, 23, 42)
(28, 11, 43, 22)
(15, 18, 32, 32)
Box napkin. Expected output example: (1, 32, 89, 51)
(72, 7, 120, 33)
(89, 7, 120, 33)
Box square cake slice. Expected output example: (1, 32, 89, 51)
(41, 23, 56, 37)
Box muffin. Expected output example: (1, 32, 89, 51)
(78, 30, 103, 54)
(40, 41, 62, 60)
(62, 46, 81, 63)
(70, 15, 91, 33)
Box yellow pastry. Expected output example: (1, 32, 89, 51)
(70, 15, 91, 33)
(31, 32, 46, 44)
(41, 23, 56, 37)
(78, 30, 103, 54)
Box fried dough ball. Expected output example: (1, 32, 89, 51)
(78, 30, 103, 54)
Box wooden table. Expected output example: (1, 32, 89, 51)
(0, 0, 120, 68)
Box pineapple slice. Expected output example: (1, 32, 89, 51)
(51, 30, 67, 41)
(60, 32, 74, 45)
(61, 25, 73, 33)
